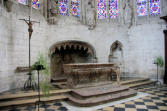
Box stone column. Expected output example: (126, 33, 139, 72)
(164, 30, 167, 84)
(160, 16, 167, 84)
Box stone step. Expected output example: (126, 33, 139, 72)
(0, 89, 71, 100)
(125, 80, 156, 88)
(120, 78, 149, 85)
(68, 89, 137, 107)
(75, 81, 113, 89)
(51, 77, 67, 83)
(52, 82, 68, 89)
(0, 95, 67, 108)
(72, 84, 129, 98)
(52, 82, 67, 86)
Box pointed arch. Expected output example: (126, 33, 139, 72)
(109, 40, 123, 63)
(49, 40, 97, 79)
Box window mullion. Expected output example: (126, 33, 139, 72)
(69, 0, 71, 16)
(107, 0, 109, 21)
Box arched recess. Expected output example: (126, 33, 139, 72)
(109, 40, 124, 67)
(49, 40, 97, 80)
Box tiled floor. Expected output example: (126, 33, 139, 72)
(94, 85, 167, 111)
(1, 84, 167, 111)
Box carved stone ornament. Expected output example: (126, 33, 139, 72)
(87, 0, 96, 30)
(48, 0, 58, 17)
(3, 0, 13, 12)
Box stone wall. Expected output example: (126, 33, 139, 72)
(46, 0, 167, 80)
(0, 0, 166, 92)
(0, 1, 48, 92)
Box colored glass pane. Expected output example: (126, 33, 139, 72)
(71, 0, 79, 17)
(109, 0, 118, 19)
(149, 0, 160, 15)
(59, 0, 69, 15)
(32, 0, 40, 9)
(97, 0, 107, 19)
(137, 0, 147, 16)
(18, 0, 27, 5)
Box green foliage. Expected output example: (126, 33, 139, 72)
(40, 81, 51, 97)
(31, 54, 49, 75)
(154, 56, 164, 67)
(31, 53, 52, 97)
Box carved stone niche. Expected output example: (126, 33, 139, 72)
(48, 0, 59, 17)
(2, 0, 13, 12)
(49, 40, 97, 79)
(87, 0, 96, 30)
(109, 41, 123, 67)
(47, 0, 59, 24)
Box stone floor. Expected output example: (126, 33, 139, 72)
(1, 84, 167, 111)
(94, 85, 167, 111)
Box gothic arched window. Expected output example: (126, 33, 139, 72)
(137, 0, 147, 16)
(109, 0, 118, 19)
(18, 0, 28, 5)
(32, 0, 40, 9)
(137, 0, 161, 16)
(71, 0, 79, 17)
(149, 0, 160, 15)
(97, 0, 107, 19)
(59, 0, 69, 15)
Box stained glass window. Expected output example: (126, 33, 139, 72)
(18, 0, 27, 5)
(59, 0, 69, 15)
(137, 0, 147, 16)
(149, 0, 160, 15)
(97, 0, 107, 19)
(109, 0, 118, 19)
(71, 0, 79, 17)
(32, 0, 40, 9)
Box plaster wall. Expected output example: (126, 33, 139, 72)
(0, 2, 48, 92)
(46, 0, 167, 81)
(47, 16, 165, 79)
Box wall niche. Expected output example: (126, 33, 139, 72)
(49, 40, 97, 80)
(109, 40, 124, 67)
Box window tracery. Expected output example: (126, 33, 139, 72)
(149, 0, 160, 15)
(109, 0, 118, 19)
(71, 0, 79, 17)
(32, 0, 40, 9)
(136, 0, 161, 16)
(97, 0, 107, 19)
(59, 0, 69, 15)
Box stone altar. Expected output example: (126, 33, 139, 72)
(63, 63, 120, 88)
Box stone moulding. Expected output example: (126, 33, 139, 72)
(15, 66, 29, 72)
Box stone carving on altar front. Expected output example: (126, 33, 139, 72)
(87, 0, 96, 30)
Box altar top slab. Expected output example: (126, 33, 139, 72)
(63, 63, 115, 66)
